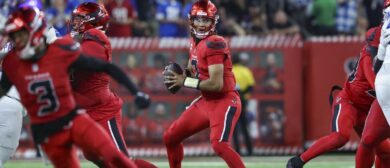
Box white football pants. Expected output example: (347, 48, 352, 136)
(375, 63, 390, 126)
(0, 87, 24, 168)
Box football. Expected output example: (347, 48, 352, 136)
(163, 62, 183, 94)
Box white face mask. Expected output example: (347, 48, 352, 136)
(18, 33, 40, 60)
(19, 41, 36, 60)
(19, 27, 53, 60)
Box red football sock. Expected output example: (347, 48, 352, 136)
(300, 132, 348, 162)
(211, 141, 245, 168)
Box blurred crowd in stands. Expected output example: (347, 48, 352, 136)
(10, 0, 385, 39)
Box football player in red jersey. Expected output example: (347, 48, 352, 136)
(163, 0, 245, 167)
(69, 2, 156, 168)
(0, 6, 150, 168)
(287, 26, 390, 168)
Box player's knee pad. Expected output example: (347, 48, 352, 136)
(211, 141, 229, 156)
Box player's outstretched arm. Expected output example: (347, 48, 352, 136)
(70, 55, 151, 109)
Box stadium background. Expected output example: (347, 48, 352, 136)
(0, 0, 382, 161)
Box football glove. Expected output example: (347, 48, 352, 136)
(378, 19, 390, 60)
(134, 92, 151, 109)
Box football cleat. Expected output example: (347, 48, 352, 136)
(286, 156, 304, 168)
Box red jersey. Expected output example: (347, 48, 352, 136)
(189, 35, 236, 98)
(72, 28, 122, 120)
(2, 37, 79, 124)
(343, 45, 376, 106)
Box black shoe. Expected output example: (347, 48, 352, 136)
(286, 156, 304, 168)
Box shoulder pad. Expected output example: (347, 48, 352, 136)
(82, 28, 109, 45)
(206, 35, 226, 50)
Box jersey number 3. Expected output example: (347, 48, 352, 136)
(28, 79, 60, 116)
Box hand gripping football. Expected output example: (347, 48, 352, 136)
(163, 62, 183, 94)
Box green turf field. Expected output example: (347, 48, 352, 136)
(4, 155, 356, 168)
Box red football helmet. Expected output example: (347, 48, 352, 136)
(4, 6, 47, 60)
(70, 2, 109, 37)
(188, 0, 219, 39)
(385, 0, 390, 9)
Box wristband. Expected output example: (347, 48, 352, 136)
(183, 77, 200, 89)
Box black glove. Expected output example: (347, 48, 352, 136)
(134, 92, 151, 109)
(373, 57, 384, 74)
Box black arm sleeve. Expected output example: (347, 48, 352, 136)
(0, 72, 12, 95)
(70, 55, 139, 95)
(373, 57, 384, 74)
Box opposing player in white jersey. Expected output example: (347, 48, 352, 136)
(0, 8, 25, 167)
(0, 70, 24, 168)
(0, 15, 23, 168)
(354, 3, 390, 167)
(375, 5, 390, 127)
